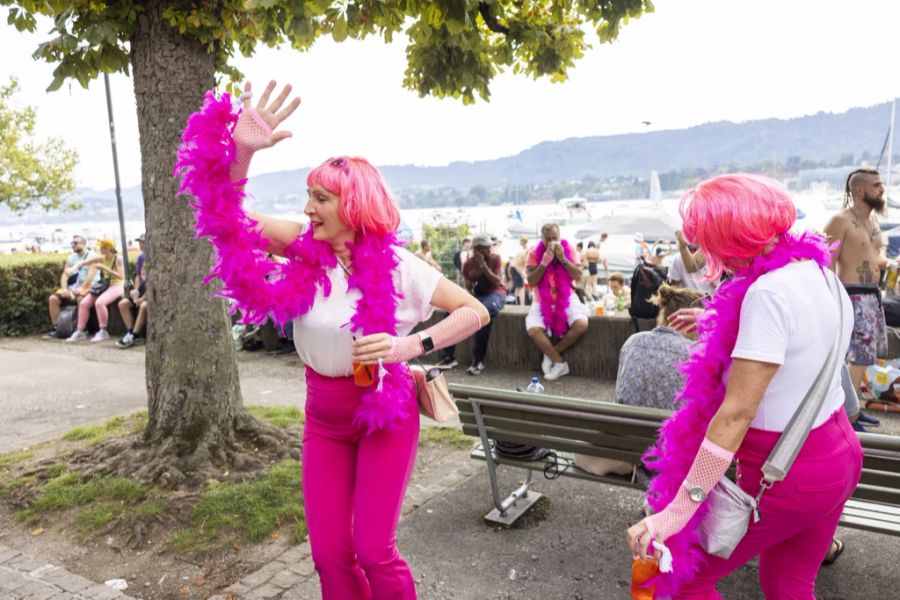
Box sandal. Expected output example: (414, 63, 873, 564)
(821, 538, 844, 566)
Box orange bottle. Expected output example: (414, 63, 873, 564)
(630, 557, 659, 599)
(353, 362, 375, 387)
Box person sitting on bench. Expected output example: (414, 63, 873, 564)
(615, 284, 703, 410)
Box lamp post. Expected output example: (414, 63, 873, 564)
(103, 72, 130, 286)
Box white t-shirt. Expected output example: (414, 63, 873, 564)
(292, 247, 443, 377)
(668, 254, 717, 295)
(731, 261, 852, 431)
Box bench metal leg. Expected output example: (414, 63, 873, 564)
(472, 400, 543, 526)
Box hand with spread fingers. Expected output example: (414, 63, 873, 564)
(235, 80, 302, 152)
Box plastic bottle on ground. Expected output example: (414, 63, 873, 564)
(526, 377, 545, 394)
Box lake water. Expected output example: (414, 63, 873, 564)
(0, 191, 862, 272)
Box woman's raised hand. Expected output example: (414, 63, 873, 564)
(236, 80, 302, 150)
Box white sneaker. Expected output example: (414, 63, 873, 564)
(545, 362, 570, 381)
(542, 354, 552, 376)
(66, 330, 87, 343)
(91, 329, 110, 343)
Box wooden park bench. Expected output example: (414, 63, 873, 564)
(450, 383, 900, 538)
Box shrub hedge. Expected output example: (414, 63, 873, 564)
(0, 255, 66, 336)
(0, 254, 138, 337)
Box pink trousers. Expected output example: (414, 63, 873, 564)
(302, 367, 419, 600)
(77, 285, 124, 330)
(679, 409, 863, 599)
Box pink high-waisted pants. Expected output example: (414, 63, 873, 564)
(679, 409, 863, 599)
(302, 367, 419, 599)
(77, 285, 125, 330)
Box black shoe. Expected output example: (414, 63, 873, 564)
(466, 361, 485, 376)
(822, 538, 844, 566)
(42, 326, 58, 339)
(851, 420, 869, 433)
(436, 356, 458, 369)
(857, 412, 881, 427)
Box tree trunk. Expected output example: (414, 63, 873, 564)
(75, 0, 294, 488)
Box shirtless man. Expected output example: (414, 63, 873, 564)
(510, 237, 530, 305)
(824, 168, 887, 430)
(414, 239, 443, 273)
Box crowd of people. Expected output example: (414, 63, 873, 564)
(35, 76, 891, 599)
(42, 233, 149, 349)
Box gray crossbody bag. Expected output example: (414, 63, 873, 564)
(696, 270, 845, 559)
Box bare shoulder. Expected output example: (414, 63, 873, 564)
(823, 210, 851, 238)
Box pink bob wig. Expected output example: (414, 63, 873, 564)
(679, 174, 796, 280)
(306, 156, 401, 237)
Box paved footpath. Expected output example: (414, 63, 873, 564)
(205, 461, 483, 600)
(4, 337, 900, 599)
(0, 544, 133, 600)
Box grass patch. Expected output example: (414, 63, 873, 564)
(0, 475, 36, 497)
(0, 450, 34, 469)
(247, 405, 305, 429)
(172, 460, 306, 553)
(62, 412, 148, 445)
(419, 427, 472, 449)
(16, 472, 163, 534)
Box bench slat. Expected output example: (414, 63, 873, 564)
(844, 499, 900, 518)
(850, 484, 900, 506)
(458, 408, 660, 439)
(457, 413, 656, 453)
(858, 469, 900, 490)
(838, 513, 900, 536)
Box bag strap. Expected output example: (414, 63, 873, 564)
(758, 269, 844, 493)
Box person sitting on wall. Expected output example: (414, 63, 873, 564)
(117, 233, 149, 349)
(525, 222, 590, 381)
(44, 234, 97, 338)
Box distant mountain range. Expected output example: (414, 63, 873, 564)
(3, 97, 896, 225)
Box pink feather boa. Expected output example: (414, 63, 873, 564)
(641, 231, 834, 596)
(533, 239, 576, 337)
(174, 91, 413, 434)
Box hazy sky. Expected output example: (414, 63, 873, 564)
(2, 0, 898, 190)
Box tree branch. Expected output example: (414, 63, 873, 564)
(478, 2, 509, 35)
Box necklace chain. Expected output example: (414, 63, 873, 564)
(850, 206, 879, 241)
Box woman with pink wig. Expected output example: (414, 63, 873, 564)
(176, 80, 489, 599)
(625, 174, 862, 598)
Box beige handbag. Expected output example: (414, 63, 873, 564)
(410, 363, 458, 423)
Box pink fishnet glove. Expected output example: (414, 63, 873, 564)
(385, 306, 483, 363)
(229, 108, 274, 183)
(645, 438, 734, 542)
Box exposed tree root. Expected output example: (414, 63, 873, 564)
(60, 413, 301, 490)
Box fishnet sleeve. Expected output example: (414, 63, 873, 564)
(645, 438, 734, 542)
(386, 306, 483, 363)
(229, 108, 273, 183)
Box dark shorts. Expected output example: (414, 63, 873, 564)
(588, 262, 598, 276)
(846, 288, 887, 365)
(510, 269, 524, 290)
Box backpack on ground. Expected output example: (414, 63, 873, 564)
(56, 305, 78, 339)
(629, 260, 666, 319)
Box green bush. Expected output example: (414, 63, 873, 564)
(0, 254, 139, 337)
(0, 255, 66, 336)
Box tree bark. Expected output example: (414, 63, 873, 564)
(99, 0, 288, 487)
